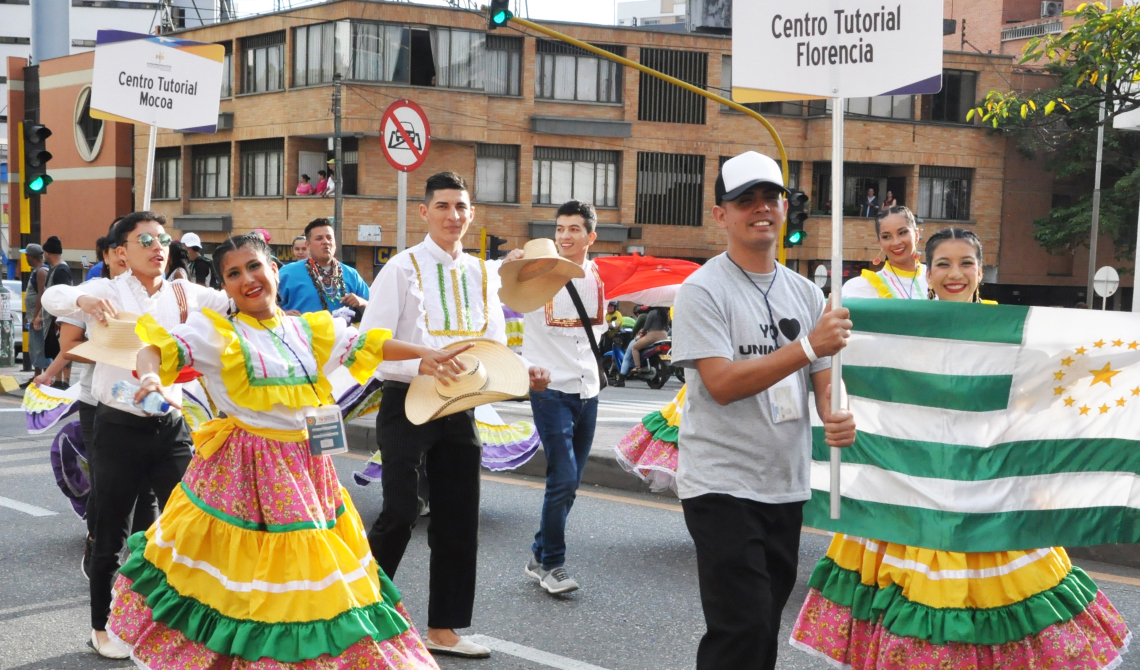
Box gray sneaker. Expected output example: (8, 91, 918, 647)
(539, 566, 579, 595)
(524, 556, 543, 581)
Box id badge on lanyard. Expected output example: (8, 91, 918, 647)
(306, 405, 348, 456)
(768, 372, 804, 424)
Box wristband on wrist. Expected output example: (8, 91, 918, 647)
(799, 337, 819, 364)
(139, 372, 161, 386)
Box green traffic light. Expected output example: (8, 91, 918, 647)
(493, 9, 510, 23)
(787, 230, 804, 245)
(27, 175, 52, 193)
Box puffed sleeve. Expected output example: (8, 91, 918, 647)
(135, 311, 224, 386)
(328, 318, 392, 383)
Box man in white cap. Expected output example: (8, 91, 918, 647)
(670, 151, 857, 670)
(179, 233, 213, 287)
(359, 171, 550, 660)
(39, 211, 230, 660)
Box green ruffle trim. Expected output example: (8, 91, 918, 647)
(807, 556, 1103, 646)
(119, 532, 410, 663)
(642, 411, 678, 444)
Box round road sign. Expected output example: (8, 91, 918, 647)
(813, 264, 830, 289)
(1093, 266, 1120, 298)
(380, 99, 431, 172)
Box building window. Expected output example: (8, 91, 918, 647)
(220, 42, 233, 97)
(639, 48, 707, 124)
(535, 39, 623, 103)
(432, 28, 486, 89)
(73, 85, 104, 162)
(192, 144, 231, 199)
(532, 147, 619, 207)
(241, 31, 285, 94)
(475, 144, 519, 203)
(845, 95, 914, 120)
(152, 147, 181, 200)
(350, 22, 409, 83)
(240, 139, 284, 197)
(720, 56, 805, 116)
(918, 166, 972, 220)
(636, 152, 704, 226)
(927, 69, 977, 123)
(812, 162, 906, 216)
(720, 156, 800, 191)
(328, 137, 359, 196)
(485, 35, 521, 96)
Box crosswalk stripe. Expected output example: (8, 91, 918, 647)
(467, 635, 612, 670)
(0, 464, 52, 477)
(0, 451, 43, 464)
(0, 496, 58, 516)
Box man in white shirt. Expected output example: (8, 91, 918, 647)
(519, 201, 605, 596)
(359, 172, 551, 659)
(40, 211, 231, 659)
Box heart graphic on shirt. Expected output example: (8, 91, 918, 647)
(778, 318, 801, 342)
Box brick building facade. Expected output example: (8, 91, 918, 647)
(140, 0, 1017, 288)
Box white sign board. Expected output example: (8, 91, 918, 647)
(732, 1, 944, 102)
(358, 224, 384, 243)
(1094, 266, 1120, 298)
(90, 30, 224, 132)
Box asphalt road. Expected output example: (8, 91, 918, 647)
(2, 380, 1139, 670)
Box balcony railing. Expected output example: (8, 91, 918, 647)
(1001, 19, 1063, 42)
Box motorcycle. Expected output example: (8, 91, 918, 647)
(604, 329, 674, 389)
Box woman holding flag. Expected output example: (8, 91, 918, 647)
(788, 228, 1131, 669)
(103, 233, 467, 669)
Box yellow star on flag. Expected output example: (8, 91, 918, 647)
(1080, 405, 1091, 415)
(1054, 386, 1065, 396)
(1090, 363, 1122, 387)
(1095, 340, 1106, 348)
(1100, 404, 1111, 414)
(1061, 357, 1074, 367)
(1076, 347, 1088, 355)
(1054, 370, 1065, 381)
(1130, 342, 1139, 350)
(1117, 397, 1128, 407)
(1133, 387, 1140, 396)
(1113, 339, 1124, 347)
(1064, 397, 1076, 407)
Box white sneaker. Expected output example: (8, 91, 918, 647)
(524, 556, 543, 581)
(424, 635, 492, 658)
(540, 566, 580, 595)
(89, 630, 130, 659)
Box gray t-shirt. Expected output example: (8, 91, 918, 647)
(672, 253, 830, 504)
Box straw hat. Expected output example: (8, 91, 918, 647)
(71, 311, 145, 371)
(405, 338, 529, 425)
(498, 239, 586, 314)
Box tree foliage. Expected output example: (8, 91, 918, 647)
(970, 2, 1140, 259)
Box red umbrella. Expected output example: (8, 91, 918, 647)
(595, 255, 701, 302)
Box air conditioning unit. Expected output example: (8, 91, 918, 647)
(1041, 1, 1063, 18)
(217, 112, 234, 131)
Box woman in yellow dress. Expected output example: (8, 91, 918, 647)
(106, 233, 469, 669)
(842, 206, 928, 301)
(789, 228, 1131, 669)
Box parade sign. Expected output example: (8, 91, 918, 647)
(731, 0, 944, 102)
(380, 99, 432, 172)
(90, 30, 224, 133)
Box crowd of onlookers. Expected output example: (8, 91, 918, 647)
(295, 168, 337, 197)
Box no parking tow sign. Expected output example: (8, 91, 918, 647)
(380, 100, 431, 172)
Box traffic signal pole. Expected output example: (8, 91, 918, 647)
(493, 12, 797, 264)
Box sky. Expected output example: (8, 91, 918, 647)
(234, 0, 619, 26)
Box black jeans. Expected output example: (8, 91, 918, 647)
(367, 382, 482, 630)
(681, 493, 804, 670)
(79, 403, 157, 540)
(89, 404, 192, 631)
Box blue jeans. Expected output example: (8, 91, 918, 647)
(619, 341, 636, 375)
(529, 389, 599, 569)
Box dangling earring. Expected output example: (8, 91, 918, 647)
(927, 287, 936, 300)
(873, 255, 883, 265)
(972, 285, 982, 303)
(912, 250, 921, 261)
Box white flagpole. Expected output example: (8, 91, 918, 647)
(142, 124, 157, 211)
(830, 99, 844, 520)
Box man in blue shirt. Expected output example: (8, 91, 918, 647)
(277, 218, 369, 314)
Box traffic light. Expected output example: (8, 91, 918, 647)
(785, 189, 808, 246)
(488, 234, 508, 260)
(488, 0, 513, 29)
(23, 123, 53, 198)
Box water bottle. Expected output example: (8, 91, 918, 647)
(111, 380, 171, 415)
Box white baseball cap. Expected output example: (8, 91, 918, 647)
(715, 151, 789, 205)
(180, 233, 202, 249)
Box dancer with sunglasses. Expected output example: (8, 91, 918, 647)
(38, 211, 232, 659)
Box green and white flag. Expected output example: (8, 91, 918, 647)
(804, 299, 1140, 552)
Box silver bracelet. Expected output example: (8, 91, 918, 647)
(799, 338, 819, 364)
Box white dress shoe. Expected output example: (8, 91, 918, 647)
(424, 635, 492, 658)
(89, 630, 131, 659)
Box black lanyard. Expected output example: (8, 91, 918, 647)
(727, 255, 783, 345)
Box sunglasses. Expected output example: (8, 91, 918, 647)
(132, 233, 173, 248)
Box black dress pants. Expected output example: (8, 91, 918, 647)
(79, 403, 157, 540)
(367, 382, 482, 630)
(681, 493, 804, 670)
(90, 404, 192, 630)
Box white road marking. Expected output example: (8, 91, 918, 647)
(0, 408, 25, 412)
(0, 451, 43, 463)
(0, 441, 52, 452)
(0, 496, 58, 516)
(0, 464, 52, 476)
(466, 636, 612, 670)
(0, 596, 86, 617)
